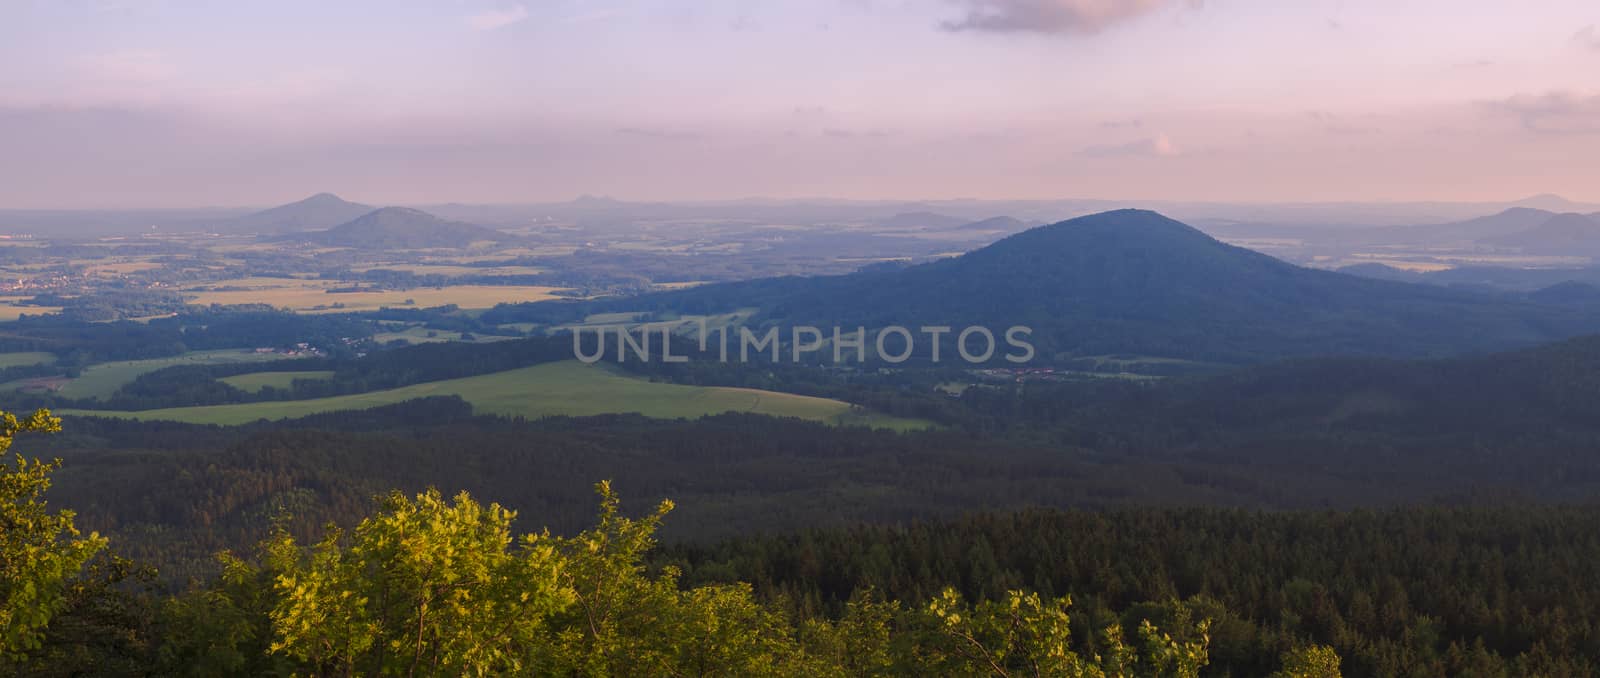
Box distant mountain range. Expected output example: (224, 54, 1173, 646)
(1481, 212, 1600, 255)
(275, 206, 516, 249)
(957, 216, 1027, 232)
(1337, 207, 1600, 251)
(874, 212, 971, 229)
(1338, 262, 1600, 292)
(221, 193, 375, 234)
(491, 209, 1600, 363)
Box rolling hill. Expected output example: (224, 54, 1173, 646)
(281, 206, 517, 249)
(221, 192, 374, 233)
(957, 215, 1027, 232)
(874, 211, 969, 229)
(1481, 212, 1600, 255)
(59, 361, 927, 429)
(489, 209, 1600, 363)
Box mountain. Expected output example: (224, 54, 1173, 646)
(957, 216, 1027, 232)
(492, 209, 1600, 363)
(221, 193, 374, 234)
(1510, 193, 1589, 212)
(1355, 207, 1557, 245)
(1070, 332, 1600, 461)
(281, 207, 515, 249)
(1529, 281, 1600, 306)
(1481, 212, 1600, 255)
(874, 212, 969, 230)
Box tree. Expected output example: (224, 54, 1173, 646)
(1273, 644, 1342, 678)
(920, 588, 1210, 677)
(263, 489, 572, 676)
(0, 409, 107, 658)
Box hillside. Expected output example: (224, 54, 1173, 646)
(282, 206, 516, 249)
(221, 192, 374, 233)
(874, 211, 968, 229)
(59, 361, 927, 429)
(1081, 333, 1600, 440)
(1343, 207, 1558, 246)
(491, 209, 1600, 362)
(956, 215, 1026, 231)
(1482, 212, 1600, 255)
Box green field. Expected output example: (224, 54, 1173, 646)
(0, 351, 55, 368)
(11, 350, 298, 400)
(219, 370, 336, 392)
(371, 326, 516, 345)
(61, 361, 930, 430)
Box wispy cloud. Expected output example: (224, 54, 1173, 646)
(466, 4, 529, 31)
(1077, 132, 1180, 157)
(615, 126, 702, 140)
(940, 0, 1200, 35)
(1487, 91, 1600, 135)
(77, 50, 174, 83)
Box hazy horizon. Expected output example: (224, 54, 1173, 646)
(4, 0, 1598, 209)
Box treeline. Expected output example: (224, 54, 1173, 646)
(39, 395, 1600, 587)
(15, 412, 1600, 675)
(0, 309, 374, 366)
(5, 424, 1276, 677)
(55, 335, 576, 410)
(663, 506, 1600, 677)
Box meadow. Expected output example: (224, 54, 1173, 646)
(60, 360, 931, 430)
(0, 351, 55, 368)
(6, 349, 296, 399)
(217, 370, 336, 392)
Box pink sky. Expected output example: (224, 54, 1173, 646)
(1, 0, 1597, 207)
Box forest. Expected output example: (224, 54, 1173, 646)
(9, 410, 1600, 676)
(7, 411, 1272, 677)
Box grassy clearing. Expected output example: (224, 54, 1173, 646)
(0, 351, 55, 368)
(6, 349, 299, 400)
(371, 326, 517, 345)
(61, 361, 930, 431)
(219, 370, 336, 393)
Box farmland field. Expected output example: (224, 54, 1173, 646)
(371, 326, 517, 344)
(180, 278, 570, 313)
(0, 296, 62, 321)
(218, 370, 336, 392)
(5, 349, 298, 399)
(61, 360, 930, 430)
(0, 351, 55, 368)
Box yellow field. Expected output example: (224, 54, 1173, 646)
(350, 264, 546, 276)
(181, 278, 568, 312)
(84, 260, 164, 275)
(0, 296, 62, 321)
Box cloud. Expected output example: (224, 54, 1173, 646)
(77, 50, 174, 83)
(466, 4, 529, 31)
(940, 0, 1199, 35)
(1077, 132, 1179, 157)
(1574, 25, 1600, 51)
(615, 126, 702, 140)
(1100, 118, 1143, 129)
(1487, 91, 1600, 135)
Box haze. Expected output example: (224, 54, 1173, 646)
(2, 0, 1597, 208)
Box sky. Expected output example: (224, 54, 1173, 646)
(0, 0, 1597, 208)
